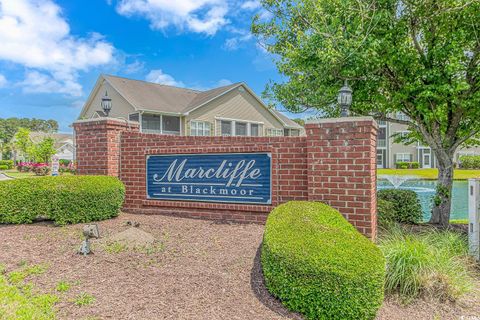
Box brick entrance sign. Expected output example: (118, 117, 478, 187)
(73, 117, 378, 238)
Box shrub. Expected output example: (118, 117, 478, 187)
(459, 155, 480, 169)
(262, 201, 385, 320)
(31, 163, 50, 176)
(0, 160, 14, 169)
(377, 189, 423, 224)
(379, 225, 474, 302)
(395, 161, 409, 169)
(377, 199, 396, 228)
(0, 165, 8, 171)
(59, 159, 71, 166)
(0, 176, 125, 225)
(410, 161, 420, 169)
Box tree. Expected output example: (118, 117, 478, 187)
(252, 0, 480, 226)
(32, 138, 56, 163)
(13, 128, 33, 161)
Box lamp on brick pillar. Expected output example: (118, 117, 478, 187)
(101, 91, 112, 117)
(338, 80, 352, 117)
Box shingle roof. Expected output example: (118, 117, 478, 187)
(29, 132, 73, 149)
(104, 75, 240, 114)
(101, 74, 303, 129)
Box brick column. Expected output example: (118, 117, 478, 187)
(73, 118, 139, 176)
(306, 117, 378, 239)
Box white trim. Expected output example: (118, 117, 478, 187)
(214, 116, 264, 125)
(137, 108, 182, 116)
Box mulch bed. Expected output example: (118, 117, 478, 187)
(1, 213, 479, 319)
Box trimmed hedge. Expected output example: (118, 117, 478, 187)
(459, 155, 480, 169)
(377, 189, 422, 224)
(262, 201, 385, 320)
(0, 176, 125, 225)
(0, 160, 14, 169)
(0, 165, 8, 171)
(377, 199, 396, 228)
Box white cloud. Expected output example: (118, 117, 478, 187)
(0, 73, 7, 87)
(216, 79, 232, 87)
(145, 69, 185, 87)
(241, 1, 261, 10)
(0, 0, 116, 95)
(19, 71, 82, 96)
(116, 0, 229, 35)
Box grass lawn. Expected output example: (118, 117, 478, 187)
(1, 169, 72, 179)
(378, 168, 480, 180)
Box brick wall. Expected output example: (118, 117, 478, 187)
(73, 117, 377, 238)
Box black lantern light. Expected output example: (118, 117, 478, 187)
(101, 90, 112, 116)
(337, 80, 352, 117)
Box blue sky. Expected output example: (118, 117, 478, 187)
(0, 0, 296, 132)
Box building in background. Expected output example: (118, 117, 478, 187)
(78, 75, 304, 137)
(376, 112, 480, 168)
(29, 132, 74, 161)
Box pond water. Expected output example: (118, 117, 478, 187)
(377, 179, 468, 221)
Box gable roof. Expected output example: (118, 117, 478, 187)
(80, 74, 303, 129)
(29, 132, 73, 149)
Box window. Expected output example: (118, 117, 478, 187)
(396, 112, 409, 121)
(235, 122, 247, 136)
(129, 113, 139, 122)
(221, 120, 232, 136)
(288, 129, 300, 136)
(142, 114, 161, 133)
(395, 153, 412, 162)
(250, 123, 259, 136)
(162, 115, 180, 134)
(396, 131, 410, 139)
(190, 121, 211, 136)
(266, 128, 283, 137)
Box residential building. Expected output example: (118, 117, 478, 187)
(78, 75, 304, 137)
(12, 132, 74, 162)
(376, 112, 480, 168)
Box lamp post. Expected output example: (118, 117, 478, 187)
(101, 91, 112, 117)
(338, 80, 352, 117)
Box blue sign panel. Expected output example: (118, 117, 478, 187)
(147, 153, 271, 204)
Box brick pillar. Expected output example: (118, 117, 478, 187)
(306, 117, 378, 239)
(73, 118, 139, 176)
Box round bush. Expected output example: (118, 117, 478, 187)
(0, 165, 8, 171)
(0, 176, 125, 225)
(377, 189, 423, 224)
(262, 201, 385, 320)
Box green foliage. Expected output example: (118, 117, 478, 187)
(394, 161, 419, 169)
(377, 189, 423, 224)
(0, 176, 125, 225)
(55, 281, 71, 293)
(13, 128, 32, 160)
(31, 138, 56, 164)
(0, 165, 8, 171)
(74, 293, 95, 306)
(459, 155, 480, 169)
(252, 0, 480, 225)
(0, 160, 14, 169)
(377, 199, 396, 228)
(379, 225, 473, 303)
(262, 201, 385, 320)
(0, 265, 58, 320)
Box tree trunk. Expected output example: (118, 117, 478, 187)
(429, 150, 454, 227)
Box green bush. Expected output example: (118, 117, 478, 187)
(410, 161, 420, 169)
(395, 161, 409, 169)
(0, 165, 8, 171)
(459, 155, 480, 169)
(0, 160, 14, 169)
(377, 199, 396, 228)
(377, 189, 423, 224)
(262, 201, 385, 320)
(379, 225, 473, 302)
(0, 176, 125, 225)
